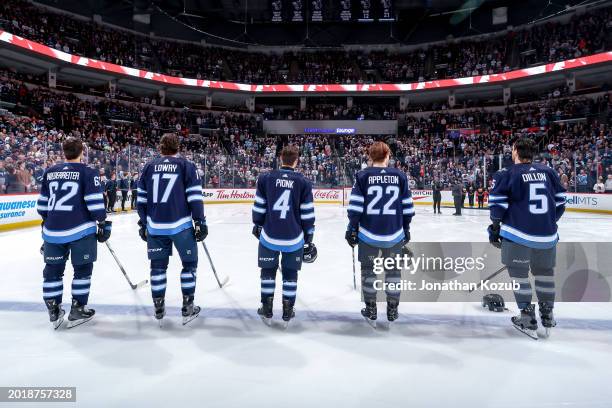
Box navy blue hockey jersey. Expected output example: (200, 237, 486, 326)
(252, 168, 315, 252)
(37, 162, 106, 244)
(489, 163, 566, 249)
(347, 167, 414, 248)
(137, 156, 205, 236)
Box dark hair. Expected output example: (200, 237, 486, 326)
(280, 145, 299, 166)
(369, 141, 390, 163)
(62, 137, 83, 160)
(160, 133, 179, 155)
(513, 137, 535, 161)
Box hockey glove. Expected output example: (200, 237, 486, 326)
(345, 228, 358, 248)
(96, 220, 112, 243)
(194, 219, 207, 242)
(304, 232, 313, 244)
(488, 222, 502, 249)
(138, 220, 147, 242)
(252, 225, 262, 239)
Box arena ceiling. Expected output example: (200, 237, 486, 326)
(31, 0, 606, 46)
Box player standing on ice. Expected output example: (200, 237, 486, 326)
(252, 145, 317, 327)
(37, 138, 112, 329)
(136, 134, 207, 325)
(488, 137, 566, 339)
(345, 141, 415, 327)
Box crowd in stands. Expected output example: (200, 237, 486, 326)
(0, 1, 610, 84)
(2, 67, 610, 196)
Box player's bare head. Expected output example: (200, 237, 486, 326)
(368, 141, 390, 165)
(62, 137, 83, 161)
(280, 145, 299, 168)
(512, 137, 535, 163)
(160, 133, 180, 156)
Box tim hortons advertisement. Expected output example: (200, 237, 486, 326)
(203, 189, 342, 204)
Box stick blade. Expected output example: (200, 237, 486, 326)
(218, 276, 230, 288)
(133, 279, 149, 290)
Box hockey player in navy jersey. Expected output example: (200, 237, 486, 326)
(37, 138, 112, 329)
(345, 142, 415, 326)
(136, 134, 207, 325)
(252, 145, 317, 327)
(488, 137, 566, 339)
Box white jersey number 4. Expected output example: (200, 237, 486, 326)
(273, 189, 291, 219)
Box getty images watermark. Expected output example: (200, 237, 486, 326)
(371, 253, 520, 292)
(361, 242, 612, 302)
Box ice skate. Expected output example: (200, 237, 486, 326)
(281, 299, 295, 329)
(512, 304, 538, 340)
(539, 302, 556, 338)
(181, 295, 200, 325)
(45, 299, 65, 330)
(386, 298, 399, 323)
(257, 297, 274, 326)
(361, 301, 377, 329)
(153, 297, 165, 327)
(66, 299, 95, 329)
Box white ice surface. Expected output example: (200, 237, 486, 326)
(1, 205, 611, 408)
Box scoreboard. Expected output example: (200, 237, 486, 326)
(270, 0, 394, 23)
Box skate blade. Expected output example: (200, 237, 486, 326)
(513, 324, 538, 340)
(182, 309, 200, 326)
(363, 315, 377, 330)
(65, 315, 94, 329)
(281, 319, 292, 330)
(378, 321, 392, 331)
(539, 327, 552, 339)
(259, 316, 272, 327)
(52, 310, 65, 330)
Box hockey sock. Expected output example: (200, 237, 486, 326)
(43, 263, 66, 304)
(260, 268, 276, 303)
(385, 269, 401, 303)
(281, 268, 298, 306)
(150, 259, 169, 299)
(72, 263, 93, 305)
(361, 266, 377, 303)
(533, 268, 555, 305)
(507, 266, 532, 309)
(180, 261, 198, 296)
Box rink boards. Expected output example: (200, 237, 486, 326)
(1, 189, 611, 231)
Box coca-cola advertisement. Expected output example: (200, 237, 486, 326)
(203, 189, 343, 203)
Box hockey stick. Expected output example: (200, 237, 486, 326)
(201, 241, 229, 288)
(105, 241, 148, 290)
(351, 247, 357, 290)
(468, 265, 508, 293)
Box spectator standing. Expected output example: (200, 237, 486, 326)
(118, 171, 129, 211)
(452, 180, 463, 216)
(0, 161, 6, 194)
(593, 177, 605, 193)
(5, 165, 26, 193)
(106, 173, 118, 213)
(467, 184, 475, 208)
(432, 178, 442, 214)
(130, 172, 138, 209)
(606, 175, 612, 194)
(477, 187, 485, 209)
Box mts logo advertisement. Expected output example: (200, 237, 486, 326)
(566, 194, 598, 208)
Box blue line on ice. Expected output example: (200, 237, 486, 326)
(1, 301, 611, 330)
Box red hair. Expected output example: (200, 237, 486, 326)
(368, 142, 390, 163)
